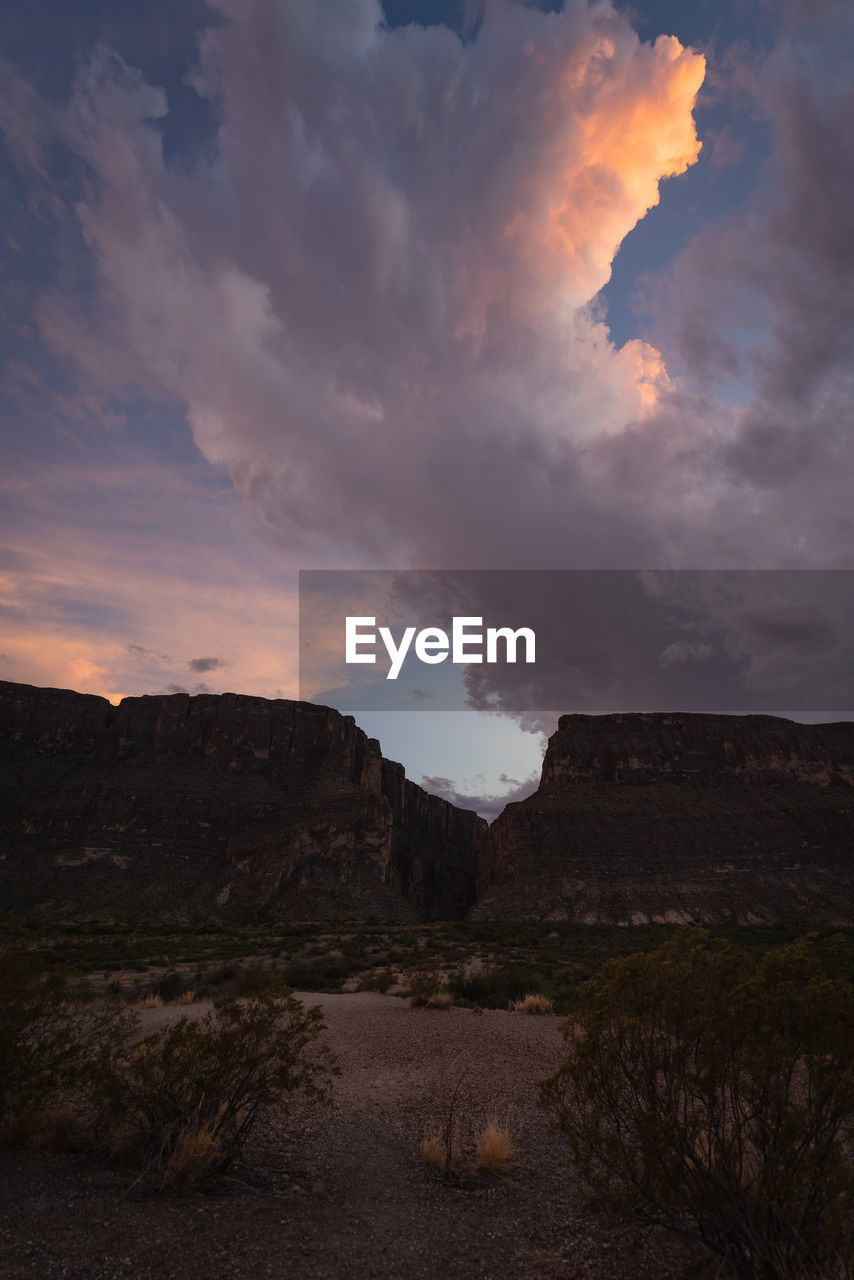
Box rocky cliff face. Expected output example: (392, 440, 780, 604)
(473, 712, 854, 925)
(382, 761, 479, 920)
(0, 681, 484, 922)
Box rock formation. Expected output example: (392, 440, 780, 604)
(0, 680, 484, 921)
(473, 712, 854, 924)
(3, 684, 854, 925)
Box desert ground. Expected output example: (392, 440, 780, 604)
(0, 991, 706, 1280)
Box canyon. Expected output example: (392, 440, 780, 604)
(1, 681, 853, 924)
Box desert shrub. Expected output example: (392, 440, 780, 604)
(99, 989, 337, 1192)
(0, 927, 135, 1142)
(539, 928, 854, 1280)
(403, 968, 444, 1007)
(211, 964, 238, 984)
(473, 1120, 516, 1177)
(449, 964, 542, 1010)
(283, 954, 365, 991)
(234, 960, 289, 996)
(355, 966, 396, 993)
(157, 971, 184, 1003)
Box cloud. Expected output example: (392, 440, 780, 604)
(29, 0, 707, 574)
(421, 769, 540, 822)
(0, 56, 54, 183)
(129, 642, 170, 664)
(637, 6, 854, 567)
(658, 639, 714, 668)
(188, 655, 227, 672)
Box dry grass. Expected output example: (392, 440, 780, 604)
(426, 990, 453, 1009)
(473, 1121, 516, 1177)
(513, 993, 554, 1015)
(173, 990, 196, 1006)
(420, 1133, 447, 1169)
(139, 995, 163, 1009)
(163, 1123, 223, 1192)
(405, 968, 448, 1007)
(0, 1104, 83, 1151)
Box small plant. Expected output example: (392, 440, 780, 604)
(426, 1052, 468, 1179)
(234, 961, 288, 996)
(513, 993, 553, 1014)
(158, 1122, 223, 1193)
(157, 971, 184, 1003)
(420, 1132, 447, 1170)
(473, 1120, 516, 1177)
(426, 990, 453, 1009)
(355, 967, 396, 993)
(139, 994, 163, 1009)
(174, 989, 196, 1005)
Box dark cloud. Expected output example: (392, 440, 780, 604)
(188, 656, 227, 672)
(639, 8, 854, 567)
(305, 569, 854, 717)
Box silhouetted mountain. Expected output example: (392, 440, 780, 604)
(0, 681, 484, 921)
(473, 712, 854, 924)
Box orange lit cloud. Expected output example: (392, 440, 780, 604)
(502, 32, 705, 315)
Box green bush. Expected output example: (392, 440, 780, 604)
(157, 970, 184, 1003)
(449, 964, 543, 1009)
(539, 928, 854, 1279)
(100, 989, 338, 1192)
(0, 927, 134, 1141)
(355, 967, 396, 994)
(283, 954, 365, 991)
(234, 960, 289, 996)
(403, 967, 443, 1007)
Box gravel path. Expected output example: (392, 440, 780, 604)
(0, 993, 707, 1280)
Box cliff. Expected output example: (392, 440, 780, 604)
(5, 685, 854, 926)
(0, 681, 484, 922)
(472, 712, 854, 924)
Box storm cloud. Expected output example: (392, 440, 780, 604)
(29, 0, 715, 572)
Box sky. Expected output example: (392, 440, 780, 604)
(1, 0, 853, 818)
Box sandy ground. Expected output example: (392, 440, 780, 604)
(0, 992, 707, 1280)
